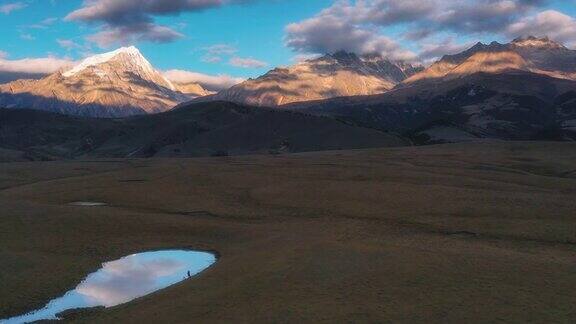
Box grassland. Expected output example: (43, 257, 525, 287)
(1, 142, 576, 323)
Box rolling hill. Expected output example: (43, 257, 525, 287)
(0, 101, 408, 160)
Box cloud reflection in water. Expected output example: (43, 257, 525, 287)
(77, 255, 186, 307)
(3, 250, 216, 324)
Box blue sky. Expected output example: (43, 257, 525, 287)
(0, 0, 575, 87)
(0, 0, 332, 79)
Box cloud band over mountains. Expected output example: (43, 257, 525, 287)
(0, 53, 75, 83)
(0, 0, 575, 84)
(12, 0, 576, 61)
(163, 69, 244, 91)
(285, 0, 576, 61)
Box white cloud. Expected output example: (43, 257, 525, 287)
(229, 56, 268, 68)
(292, 53, 322, 62)
(0, 2, 26, 14)
(66, 0, 256, 47)
(57, 39, 83, 50)
(283, 0, 570, 62)
(204, 44, 238, 56)
(201, 44, 238, 64)
(507, 10, 576, 48)
(0, 55, 75, 75)
(20, 33, 36, 41)
(285, 12, 416, 61)
(418, 38, 474, 62)
(202, 55, 222, 63)
(28, 17, 58, 29)
(65, 0, 225, 23)
(163, 69, 244, 91)
(86, 23, 184, 48)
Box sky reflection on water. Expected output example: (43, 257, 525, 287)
(2, 250, 216, 324)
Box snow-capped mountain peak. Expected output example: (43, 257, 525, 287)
(0, 46, 212, 117)
(63, 46, 150, 77)
(61, 46, 176, 90)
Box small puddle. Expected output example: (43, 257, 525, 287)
(68, 202, 108, 207)
(2, 250, 216, 324)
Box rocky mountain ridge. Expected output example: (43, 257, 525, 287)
(203, 51, 423, 107)
(406, 36, 576, 84)
(290, 37, 576, 144)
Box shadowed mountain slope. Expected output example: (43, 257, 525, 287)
(288, 37, 576, 144)
(292, 72, 576, 144)
(0, 101, 408, 160)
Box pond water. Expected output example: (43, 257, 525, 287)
(68, 202, 108, 207)
(1, 250, 216, 324)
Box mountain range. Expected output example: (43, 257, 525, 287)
(200, 51, 422, 106)
(292, 37, 576, 144)
(0, 47, 426, 117)
(0, 36, 575, 158)
(405, 36, 576, 84)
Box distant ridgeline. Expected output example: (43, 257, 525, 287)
(0, 101, 408, 161)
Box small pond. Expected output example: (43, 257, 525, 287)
(68, 202, 108, 207)
(2, 250, 216, 324)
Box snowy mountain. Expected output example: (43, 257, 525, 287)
(203, 51, 422, 107)
(0, 47, 208, 118)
